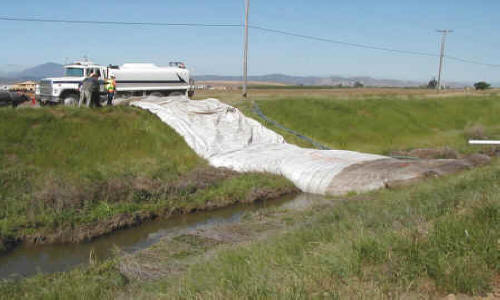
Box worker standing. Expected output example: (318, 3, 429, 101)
(79, 73, 101, 107)
(90, 73, 102, 107)
(78, 75, 92, 107)
(88, 73, 101, 107)
(105, 75, 116, 106)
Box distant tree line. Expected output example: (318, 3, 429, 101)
(427, 77, 492, 90)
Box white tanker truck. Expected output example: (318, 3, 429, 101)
(36, 60, 194, 105)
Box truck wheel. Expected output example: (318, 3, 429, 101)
(62, 94, 78, 106)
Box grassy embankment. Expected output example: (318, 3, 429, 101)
(249, 95, 500, 154)
(1, 92, 498, 298)
(1, 158, 498, 299)
(0, 106, 295, 251)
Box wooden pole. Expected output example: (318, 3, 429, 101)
(242, 0, 250, 98)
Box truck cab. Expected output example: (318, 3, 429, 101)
(37, 61, 107, 105)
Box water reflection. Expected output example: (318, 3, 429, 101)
(0, 193, 325, 279)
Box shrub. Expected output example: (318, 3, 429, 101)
(473, 82, 491, 90)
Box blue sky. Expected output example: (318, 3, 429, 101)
(0, 0, 499, 82)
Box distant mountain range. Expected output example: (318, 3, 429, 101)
(194, 74, 477, 88)
(18, 63, 65, 80)
(0, 62, 494, 88)
(0, 63, 64, 82)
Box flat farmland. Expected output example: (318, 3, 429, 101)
(194, 87, 500, 104)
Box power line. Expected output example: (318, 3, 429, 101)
(250, 25, 500, 68)
(0, 16, 242, 28)
(1, 16, 499, 68)
(249, 25, 439, 58)
(446, 55, 500, 68)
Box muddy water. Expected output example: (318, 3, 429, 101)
(0, 193, 323, 279)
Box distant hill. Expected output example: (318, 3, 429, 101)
(195, 74, 472, 88)
(0, 63, 64, 82)
(16, 63, 64, 80)
(0, 62, 478, 88)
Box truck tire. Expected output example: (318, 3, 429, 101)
(62, 94, 78, 106)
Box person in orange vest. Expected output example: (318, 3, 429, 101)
(106, 75, 116, 106)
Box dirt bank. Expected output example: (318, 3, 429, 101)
(21, 185, 297, 247)
(118, 193, 329, 281)
(0, 166, 299, 253)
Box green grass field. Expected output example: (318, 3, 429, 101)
(253, 95, 500, 154)
(0, 91, 499, 298)
(0, 105, 294, 250)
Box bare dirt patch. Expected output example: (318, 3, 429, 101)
(326, 155, 490, 195)
(391, 147, 459, 159)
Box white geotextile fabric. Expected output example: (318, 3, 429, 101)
(132, 96, 386, 194)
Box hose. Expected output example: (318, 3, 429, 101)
(252, 102, 420, 160)
(252, 102, 331, 150)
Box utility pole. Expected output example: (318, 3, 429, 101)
(242, 0, 250, 98)
(436, 29, 453, 90)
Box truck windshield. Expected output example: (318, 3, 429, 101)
(64, 68, 84, 77)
